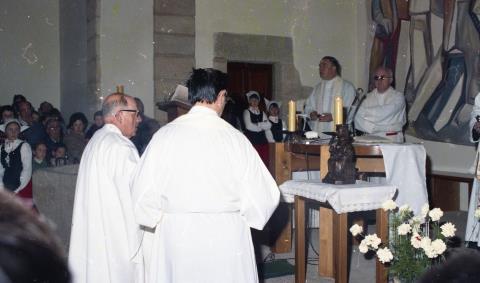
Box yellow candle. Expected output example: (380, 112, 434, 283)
(288, 100, 296, 132)
(334, 96, 343, 125)
(116, 85, 124, 94)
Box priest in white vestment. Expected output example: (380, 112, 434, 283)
(69, 93, 144, 283)
(304, 56, 356, 137)
(466, 92, 480, 246)
(133, 68, 280, 283)
(354, 67, 406, 142)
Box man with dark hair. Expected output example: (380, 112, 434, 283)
(69, 93, 143, 283)
(133, 68, 280, 283)
(304, 56, 356, 137)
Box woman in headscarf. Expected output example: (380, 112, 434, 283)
(0, 119, 33, 206)
(242, 90, 271, 165)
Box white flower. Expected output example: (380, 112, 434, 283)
(475, 208, 480, 219)
(421, 203, 429, 218)
(410, 233, 422, 249)
(376, 247, 393, 263)
(359, 241, 369, 253)
(440, 222, 456, 238)
(429, 208, 444, 222)
(423, 244, 438, 258)
(349, 224, 363, 236)
(420, 237, 432, 250)
(397, 223, 412, 235)
(382, 199, 397, 211)
(365, 234, 382, 249)
(399, 204, 411, 212)
(431, 239, 447, 255)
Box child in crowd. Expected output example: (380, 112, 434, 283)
(50, 144, 68, 167)
(32, 142, 49, 171)
(265, 99, 285, 142)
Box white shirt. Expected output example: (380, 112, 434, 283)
(133, 105, 280, 283)
(304, 76, 356, 135)
(354, 87, 406, 142)
(0, 139, 32, 192)
(68, 124, 143, 283)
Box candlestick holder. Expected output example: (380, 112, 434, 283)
(322, 124, 356, 185)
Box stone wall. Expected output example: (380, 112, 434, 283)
(154, 0, 196, 124)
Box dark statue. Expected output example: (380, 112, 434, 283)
(322, 125, 356, 185)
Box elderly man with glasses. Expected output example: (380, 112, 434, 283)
(304, 56, 356, 137)
(69, 92, 144, 283)
(354, 66, 406, 142)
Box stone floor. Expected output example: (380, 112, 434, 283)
(259, 211, 469, 283)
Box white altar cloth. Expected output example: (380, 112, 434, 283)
(279, 180, 396, 213)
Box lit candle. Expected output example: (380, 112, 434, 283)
(334, 96, 343, 125)
(116, 85, 124, 94)
(288, 100, 296, 132)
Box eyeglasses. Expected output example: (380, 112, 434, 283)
(374, 75, 392, 81)
(118, 109, 140, 117)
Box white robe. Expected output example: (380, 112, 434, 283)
(466, 92, 480, 244)
(69, 124, 143, 283)
(133, 105, 280, 283)
(354, 87, 407, 142)
(304, 76, 356, 136)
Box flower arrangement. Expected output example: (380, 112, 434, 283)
(349, 200, 456, 283)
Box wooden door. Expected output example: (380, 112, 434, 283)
(225, 62, 273, 129)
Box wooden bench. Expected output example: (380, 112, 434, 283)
(427, 170, 474, 211)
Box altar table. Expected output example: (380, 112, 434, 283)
(268, 142, 428, 281)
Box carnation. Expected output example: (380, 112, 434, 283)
(431, 239, 447, 255)
(382, 199, 397, 211)
(365, 234, 382, 249)
(429, 208, 443, 222)
(376, 247, 393, 263)
(359, 241, 369, 253)
(475, 208, 480, 219)
(421, 203, 429, 218)
(420, 237, 432, 250)
(423, 244, 438, 258)
(399, 204, 411, 212)
(440, 222, 456, 238)
(410, 233, 422, 249)
(397, 223, 412, 236)
(349, 224, 363, 236)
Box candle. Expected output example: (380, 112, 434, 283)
(334, 96, 343, 125)
(288, 100, 296, 132)
(116, 85, 124, 94)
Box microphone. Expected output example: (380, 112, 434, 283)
(347, 88, 366, 134)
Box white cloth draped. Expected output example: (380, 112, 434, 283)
(379, 144, 428, 216)
(304, 76, 356, 136)
(354, 87, 406, 142)
(279, 180, 396, 213)
(69, 124, 143, 283)
(133, 105, 280, 283)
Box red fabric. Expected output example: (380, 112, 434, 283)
(16, 179, 33, 199)
(253, 144, 269, 167)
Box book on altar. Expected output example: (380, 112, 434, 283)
(169, 85, 190, 105)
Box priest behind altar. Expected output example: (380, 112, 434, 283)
(69, 93, 144, 283)
(354, 66, 406, 142)
(132, 68, 280, 283)
(304, 56, 356, 136)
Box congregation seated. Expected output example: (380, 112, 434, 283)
(32, 142, 49, 172)
(44, 118, 64, 160)
(49, 143, 69, 167)
(17, 101, 46, 147)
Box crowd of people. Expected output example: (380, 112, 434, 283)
(2, 57, 480, 283)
